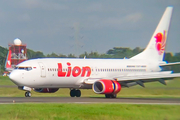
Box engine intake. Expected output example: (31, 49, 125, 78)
(34, 88, 59, 93)
(92, 79, 121, 94)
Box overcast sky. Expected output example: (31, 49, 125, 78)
(0, 0, 179, 55)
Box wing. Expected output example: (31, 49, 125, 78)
(83, 71, 180, 87)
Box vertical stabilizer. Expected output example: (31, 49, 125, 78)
(5, 50, 12, 70)
(131, 6, 173, 61)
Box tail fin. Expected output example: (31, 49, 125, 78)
(131, 6, 173, 61)
(5, 50, 12, 70)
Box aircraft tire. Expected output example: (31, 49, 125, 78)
(70, 89, 76, 97)
(105, 94, 111, 98)
(111, 94, 117, 98)
(105, 94, 117, 98)
(25, 91, 31, 97)
(76, 90, 81, 97)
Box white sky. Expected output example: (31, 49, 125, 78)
(0, 0, 179, 55)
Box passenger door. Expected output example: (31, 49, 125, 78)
(38, 62, 46, 77)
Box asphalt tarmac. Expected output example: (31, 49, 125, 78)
(0, 85, 180, 104)
(0, 97, 180, 104)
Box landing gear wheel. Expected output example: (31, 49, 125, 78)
(76, 90, 81, 97)
(105, 94, 117, 98)
(25, 91, 31, 97)
(111, 94, 117, 98)
(70, 89, 76, 97)
(105, 94, 111, 98)
(70, 89, 81, 97)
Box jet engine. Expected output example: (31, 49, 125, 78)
(92, 79, 121, 94)
(34, 88, 59, 93)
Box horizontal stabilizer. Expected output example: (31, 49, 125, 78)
(160, 62, 180, 66)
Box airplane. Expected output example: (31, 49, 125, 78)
(9, 6, 180, 98)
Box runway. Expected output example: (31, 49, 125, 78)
(0, 97, 180, 104)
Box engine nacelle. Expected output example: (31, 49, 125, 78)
(92, 79, 121, 94)
(34, 88, 59, 93)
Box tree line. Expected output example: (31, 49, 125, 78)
(0, 46, 180, 73)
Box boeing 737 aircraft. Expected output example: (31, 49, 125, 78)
(9, 6, 180, 98)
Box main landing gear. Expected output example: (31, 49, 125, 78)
(25, 91, 31, 97)
(105, 94, 117, 98)
(70, 89, 81, 97)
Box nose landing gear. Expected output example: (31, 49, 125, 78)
(25, 91, 31, 97)
(70, 89, 81, 97)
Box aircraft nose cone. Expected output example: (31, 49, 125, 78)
(9, 71, 22, 85)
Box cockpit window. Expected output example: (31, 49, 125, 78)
(15, 67, 18, 69)
(15, 66, 32, 71)
(26, 67, 32, 71)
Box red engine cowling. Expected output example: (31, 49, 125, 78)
(92, 79, 121, 94)
(34, 88, 59, 93)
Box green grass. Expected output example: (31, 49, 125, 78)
(0, 76, 15, 85)
(0, 103, 179, 120)
(0, 76, 180, 98)
(0, 76, 180, 120)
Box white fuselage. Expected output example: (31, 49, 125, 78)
(9, 58, 161, 88)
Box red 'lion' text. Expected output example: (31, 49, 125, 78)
(57, 62, 91, 77)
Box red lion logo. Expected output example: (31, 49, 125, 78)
(155, 30, 166, 55)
